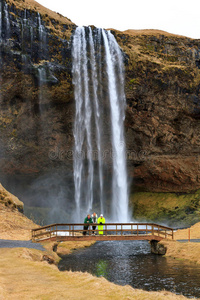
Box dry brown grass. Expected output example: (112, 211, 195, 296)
(162, 239, 200, 265)
(0, 203, 38, 240)
(6, 0, 75, 40)
(0, 183, 38, 240)
(174, 222, 200, 240)
(159, 222, 200, 265)
(6, 0, 74, 25)
(56, 240, 96, 255)
(0, 183, 23, 211)
(0, 247, 189, 300)
(123, 29, 185, 38)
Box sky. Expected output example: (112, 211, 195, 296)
(35, 0, 200, 39)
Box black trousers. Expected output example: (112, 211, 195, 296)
(83, 225, 89, 235)
(92, 225, 96, 233)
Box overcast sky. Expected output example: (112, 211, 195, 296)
(35, 0, 200, 39)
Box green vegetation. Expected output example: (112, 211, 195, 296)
(130, 190, 200, 227)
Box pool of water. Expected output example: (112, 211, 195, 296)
(58, 241, 200, 298)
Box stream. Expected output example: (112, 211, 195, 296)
(58, 241, 200, 298)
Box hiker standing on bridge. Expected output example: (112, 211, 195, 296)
(91, 212, 98, 235)
(97, 214, 105, 235)
(83, 214, 93, 235)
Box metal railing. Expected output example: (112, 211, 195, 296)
(32, 223, 174, 242)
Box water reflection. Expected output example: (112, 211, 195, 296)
(58, 241, 200, 298)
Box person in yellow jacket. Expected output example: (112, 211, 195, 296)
(97, 214, 105, 235)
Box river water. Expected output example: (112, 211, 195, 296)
(58, 241, 200, 298)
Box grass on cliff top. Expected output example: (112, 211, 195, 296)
(6, 0, 74, 25)
(0, 247, 189, 300)
(6, 0, 75, 39)
(123, 29, 185, 38)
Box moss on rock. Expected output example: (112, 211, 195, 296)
(130, 189, 200, 227)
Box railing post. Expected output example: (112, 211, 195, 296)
(152, 225, 154, 236)
(137, 224, 138, 236)
(121, 224, 122, 236)
(116, 224, 117, 235)
(172, 229, 174, 240)
(105, 224, 107, 236)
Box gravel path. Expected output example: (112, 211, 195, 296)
(0, 239, 45, 250)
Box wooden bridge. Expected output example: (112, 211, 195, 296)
(32, 223, 174, 242)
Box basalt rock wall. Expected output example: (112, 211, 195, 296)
(1, 0, 200, 205)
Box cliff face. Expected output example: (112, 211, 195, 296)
(1, 0, 200, 215)
(115, 30, 200, 192)
(0, 0, 75, 180)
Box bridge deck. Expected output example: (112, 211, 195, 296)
(46, 234, 164, 242)
(32, 223, 174, 242)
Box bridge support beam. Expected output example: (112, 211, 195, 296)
(150, 240, 167, 255)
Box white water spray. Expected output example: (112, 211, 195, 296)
(72, 27, 129, 222)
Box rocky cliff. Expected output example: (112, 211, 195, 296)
(1, 0, 200, 223)
(119, 29, 200, 193)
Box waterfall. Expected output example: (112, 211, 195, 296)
(0, 2, 2, 41)
(88, 27, 104, 214)
(4, 3, 10, 39)
(102, 30, 129, 222)
(38, 66, 47, 114)
(37, 13, 46, 52)
(72, 27, 129, 222)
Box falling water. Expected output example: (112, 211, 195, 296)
(21, 9, 27, 50)
(72, 27, 129, 222)
(88, 27, 104, 213)
(102, 30, 129, 222)
(37, 13, 46, 51)
(4, 3, 10, 39)
(38, 66, 47, 114)
(0, 2, 2, 41)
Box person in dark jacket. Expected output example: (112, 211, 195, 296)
(83, 214, 93, 235)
